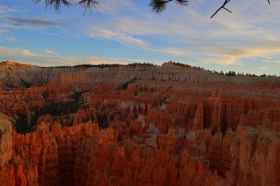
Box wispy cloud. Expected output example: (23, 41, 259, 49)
(87, 26, 146, 46)
(259, 66, 269, 71)
(0, 46, 18, 54)
(0, 5, 17, 14)
(45, 49, 60, 56)
(193, 40, 280, 66)
(6, 17, 67, 27)
(21, 49, 41, 57)
(89, 56, 159, 64)
(46, 50, 54, 54)
(6, 37, 17, 42)
(97, 0, 136, 15)
(86, 26, 187, 56)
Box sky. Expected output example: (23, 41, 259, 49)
(0, 0, 280, 75)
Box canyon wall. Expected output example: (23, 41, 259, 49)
(0, 61, 279, 185)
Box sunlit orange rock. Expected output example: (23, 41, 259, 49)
(0, 62, 280, 185)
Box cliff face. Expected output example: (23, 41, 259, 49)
(0, 61, 280, 185)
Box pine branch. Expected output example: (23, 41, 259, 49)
(33, 0, 272, 18)
(210, 0, 231, 18)
(149, 0, 190, 13)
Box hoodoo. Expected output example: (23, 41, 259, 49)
(0, 62, 279, 185)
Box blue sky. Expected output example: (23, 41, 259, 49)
(0, 0, 280, 75)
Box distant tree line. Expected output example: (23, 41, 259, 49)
(46, 62, 156, 69)
(1, 60, 278, 78)
(169, 61, 191, 68)
(168, 61, 279, 78)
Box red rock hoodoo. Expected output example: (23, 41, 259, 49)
(0, 61, 279, 185)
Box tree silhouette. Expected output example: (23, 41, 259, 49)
(34, 0, 272, 18)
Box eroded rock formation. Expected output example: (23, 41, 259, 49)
(1, 119, 280, 185)
(0, 61, 279, 185)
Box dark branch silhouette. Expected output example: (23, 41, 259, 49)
(210, 0, 272, 18)
(34, 0, 102, 13)
(150, 0, 190, 13)
(210, 0, 231, 18)
(33, 0, 272, 18)
(223, 7, 232, 13)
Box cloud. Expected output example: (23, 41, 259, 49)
(194, 40, 280, 66)
(259, 66, 269, 70)
(0, 46, 18, 54)
(86, 26, 146, 46)
(89, 56, 161, 64)
(161, 48, 185, 56)
(97, 0, 136, 15)
(0, 5, 17, 14)
(6, 37, 17, 42)
(6, 17, 67, 27)
(46, 50, 54, 54)
(21, 50, 41, 57)
(86, 26, 186, 56)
